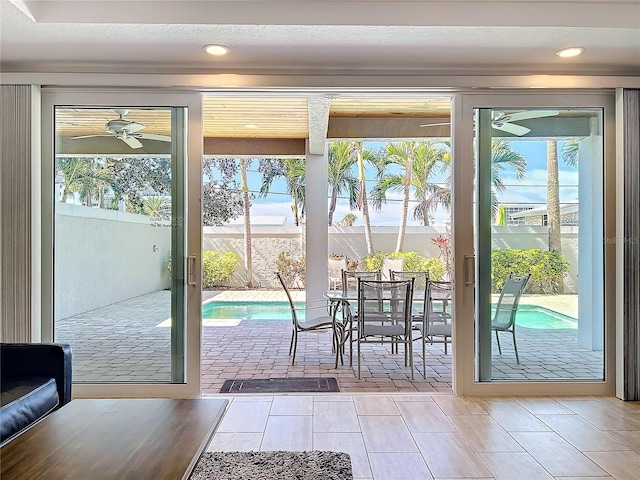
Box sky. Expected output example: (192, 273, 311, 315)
(219, 139, 580, 227)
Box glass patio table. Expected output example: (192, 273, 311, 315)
(324, 289, 452, 368)
(324, 288, 432, 369)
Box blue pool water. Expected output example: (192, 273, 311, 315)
(202, 301, 577, 329)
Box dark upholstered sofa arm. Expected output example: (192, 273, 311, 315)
(1, 343, 72, 407)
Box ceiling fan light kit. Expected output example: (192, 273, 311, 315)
(69, 110, 171, 149)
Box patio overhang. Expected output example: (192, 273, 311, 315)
(53, 98, 597, 156)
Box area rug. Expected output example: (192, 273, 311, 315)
(219, 377, 339, 393)
(189, 451, 353, 480)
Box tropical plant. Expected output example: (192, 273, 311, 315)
(491, 248, 569, 294)
(430, 234, 452, 278)
(337, 213, 357, 226)
(360, 251, 446, 280)
(327, 141, 359, 226)
(56, 157, 114, 207)
(275, 251, 306, 288)
(142, 196, 171, 219)
(202, 250, 238, 289)
(258, 158, 306, 226)
(371, 141, 448, 252)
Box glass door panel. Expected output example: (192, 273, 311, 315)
(53, 106, 186, 383)
(474, 107, 605, 382)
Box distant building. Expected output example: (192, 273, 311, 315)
(509, 203, 579, 226)
(501, 203, 538, 225)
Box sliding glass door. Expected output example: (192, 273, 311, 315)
(42, 91, 202, 396)
(453, 93, 615, 395)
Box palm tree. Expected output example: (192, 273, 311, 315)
(354, 142, 378, 255)
(327, 141, 359, 226)
(240, 158, 254, 288)
(547, 141, 562, 253)
(371, 141, 448, 252)
(142, 196, 171, 219)
(258, 158, 306, 226)
(547, 138, 580, 254)
(562, 139, 580, 167)
(57, 157, 113, 206)
(434, 140, 527, 219)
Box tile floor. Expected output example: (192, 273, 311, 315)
(206, 394, 640, 480)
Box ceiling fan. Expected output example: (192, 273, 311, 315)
(70, 109, 171, 149)
(420, 110, 560, 136)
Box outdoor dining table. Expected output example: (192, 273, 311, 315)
(324, 285, 452, 369)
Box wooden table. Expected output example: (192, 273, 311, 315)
(0, 398, 228, 480)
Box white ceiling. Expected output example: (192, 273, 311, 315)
(1, 0, 639, 76)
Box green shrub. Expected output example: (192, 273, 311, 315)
(360, 251, 446, 281)
(202, 250, 238, 289)
(276, 251, 306, 288)
(491, 248, 569, 294)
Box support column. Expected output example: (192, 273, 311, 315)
(304, 139, 328, 315)
(577, 121, 604, 351)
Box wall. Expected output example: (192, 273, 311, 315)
(204, 224, 579, 292)
(54, 203, 171, 320)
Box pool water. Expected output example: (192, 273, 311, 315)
(202, 301, 301, 321)
(202, 301, 578, 329)
(506, 305, 577, 329)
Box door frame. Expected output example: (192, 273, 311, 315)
(41, 89, 203, 398)
(451, 92, 616, 395)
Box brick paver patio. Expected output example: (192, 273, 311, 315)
(55, 289, 604, 393)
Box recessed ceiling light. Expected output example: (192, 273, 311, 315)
(556, 47, 584, 58)
(244, 124, 259, 129)
(203, 44, 229, 56)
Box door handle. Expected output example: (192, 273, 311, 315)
(464, 254, 475, 286)
(187, 255, 197, 286)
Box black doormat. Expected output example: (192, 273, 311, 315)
(189, 451, 353, 480)
(219, 377, 340, 393)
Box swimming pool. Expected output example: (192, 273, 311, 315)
(202, 301, 578, 329)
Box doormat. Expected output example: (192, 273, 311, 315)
(189, 451, 353, 480)
(219, 377, 339, 393)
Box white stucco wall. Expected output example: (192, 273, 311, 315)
(54, 203, 171, 320)
(204, 225, 579, 292)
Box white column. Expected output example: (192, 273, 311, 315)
(578, 119, 604, 350)
(304, 139, 328, 315)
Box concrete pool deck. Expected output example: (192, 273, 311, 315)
(56, 290, 601, 393)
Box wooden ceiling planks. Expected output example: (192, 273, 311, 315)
(54, 97, 453, 140)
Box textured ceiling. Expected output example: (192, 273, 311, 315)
(1, 0, 639, 76)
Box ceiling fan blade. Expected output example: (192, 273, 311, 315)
(70, 134, 113, 139)
(120, 136, 143, 149)
(419, 122, 451, 127)
(137, 133, 172, 142)
(493, 122, 531, 136)
(122, 122, 146, 134)
(500, 110, 560, 123)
